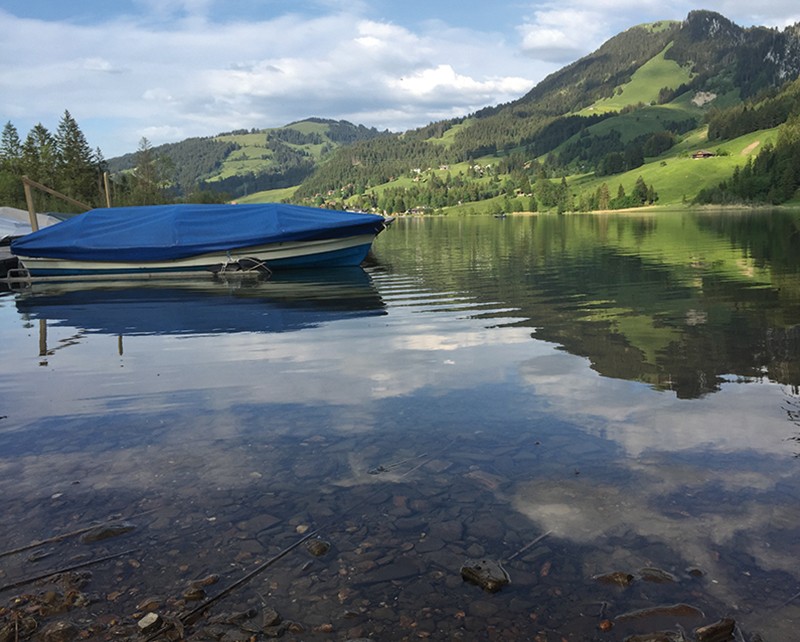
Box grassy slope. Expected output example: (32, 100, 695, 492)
(579, 45, 694, 115)
(541, 44, 774, 208)
(571, 128, 778, 205)
(235, 186, 299, 204)
(210, 121, 331, 182)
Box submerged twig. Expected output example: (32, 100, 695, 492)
(368, 454, 427, 475)
(183, 530, 317, 623)
(782, 588, 800, 608)
(143, 531, 319, 641)
(0, 509, 156, 560)
(507, 530, 552, 562)
(0, 525, 101, 560)
(0, 548, 139, 593)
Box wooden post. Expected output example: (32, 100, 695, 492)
(22, 176, 38, 232)
(103, 171, 112, 208)
(39, 319, 47, 358)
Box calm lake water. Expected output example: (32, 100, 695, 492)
(1, 209, 799, 641)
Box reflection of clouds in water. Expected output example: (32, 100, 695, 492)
(519, 351, 791, 457)
(512, 469, 800, 629)
(515, 346, 800, 636)
(11, 316, 540, 427)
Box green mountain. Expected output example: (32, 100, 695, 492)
(106, 119, 390, 200)
(107, 10, 800, 210)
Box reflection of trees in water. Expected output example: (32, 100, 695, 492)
(380, 213, 800, 399)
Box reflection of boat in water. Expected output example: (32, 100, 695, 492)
(15, 268, 385, 336)
(10, 203, 392, 280)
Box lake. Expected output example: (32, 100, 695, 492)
(1, 209, 799, 641)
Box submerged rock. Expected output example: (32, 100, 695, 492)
(593, 570, 635, 586)
(137, 612, 162, 635)
(460, 558, 510, 592)
(79, 522, 136, 544)
(617, 603, 704, 621)
(639, 567, 677, 583)
(695, 618, 736, 642)
(306, 538, 331, 557)
(40, 621, 79, 642)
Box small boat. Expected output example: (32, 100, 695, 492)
(10, 203, 392, 280)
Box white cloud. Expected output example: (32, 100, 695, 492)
(392, 64, 531, 103)
(0, 9, 540, 156)
(519, 8, 610, 63)
(1, 1, 799, 157)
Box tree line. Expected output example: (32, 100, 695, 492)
(0, 112, 236, 210)
(0, 111, 106, 212)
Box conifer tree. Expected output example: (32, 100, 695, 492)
(1, 121, 22, 173)
(0, 121, 23, 206)
(21, 124, 58, 188)
(55, 110, 99, 204)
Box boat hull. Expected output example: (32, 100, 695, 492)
(16, 232, 377, 279)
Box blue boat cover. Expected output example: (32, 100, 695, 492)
(11, 203, 387, 262)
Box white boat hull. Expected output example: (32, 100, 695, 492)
(16, 232, 378, 280)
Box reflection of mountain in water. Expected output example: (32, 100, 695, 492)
(377, 212, 800, 399)
(15, 268, 385, 336)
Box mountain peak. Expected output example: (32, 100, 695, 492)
(683, 10, 740, 40)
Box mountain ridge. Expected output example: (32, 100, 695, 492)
(107, 10, 800, 210)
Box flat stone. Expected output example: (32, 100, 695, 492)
(415, 536, 445, 553)
(695, 618, 736, 642)
(639, 567, 677, 583)
(428, 519, 464, 541)
(617, 603, 704, 621)
(79, 522, 135, 543)
(467, 599, 499, 618)
(593, 570, 635, 586)
(40, 621, 79, 642)
(355, 559, 419, 585)
(137, 613, 162, 635)
(465, 515, 501, 539)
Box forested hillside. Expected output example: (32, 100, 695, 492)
(105, 119, 389, 201)
(286, 10, 800, 213)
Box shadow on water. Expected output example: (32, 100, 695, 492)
(14, 267, 386, 337)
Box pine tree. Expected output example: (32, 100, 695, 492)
(0, 121, 24, 206)
(128, 137, 169, 205)
(55, 110, 99, 204)
(1, 121, 22, 173)
(633, 176, 649, 204)
(597, 183, 610, 210)
(21, 124, 58, 187)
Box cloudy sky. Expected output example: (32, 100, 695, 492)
(1, 1, 799, 158)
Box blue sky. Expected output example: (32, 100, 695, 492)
(1, 1, 799, 158)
